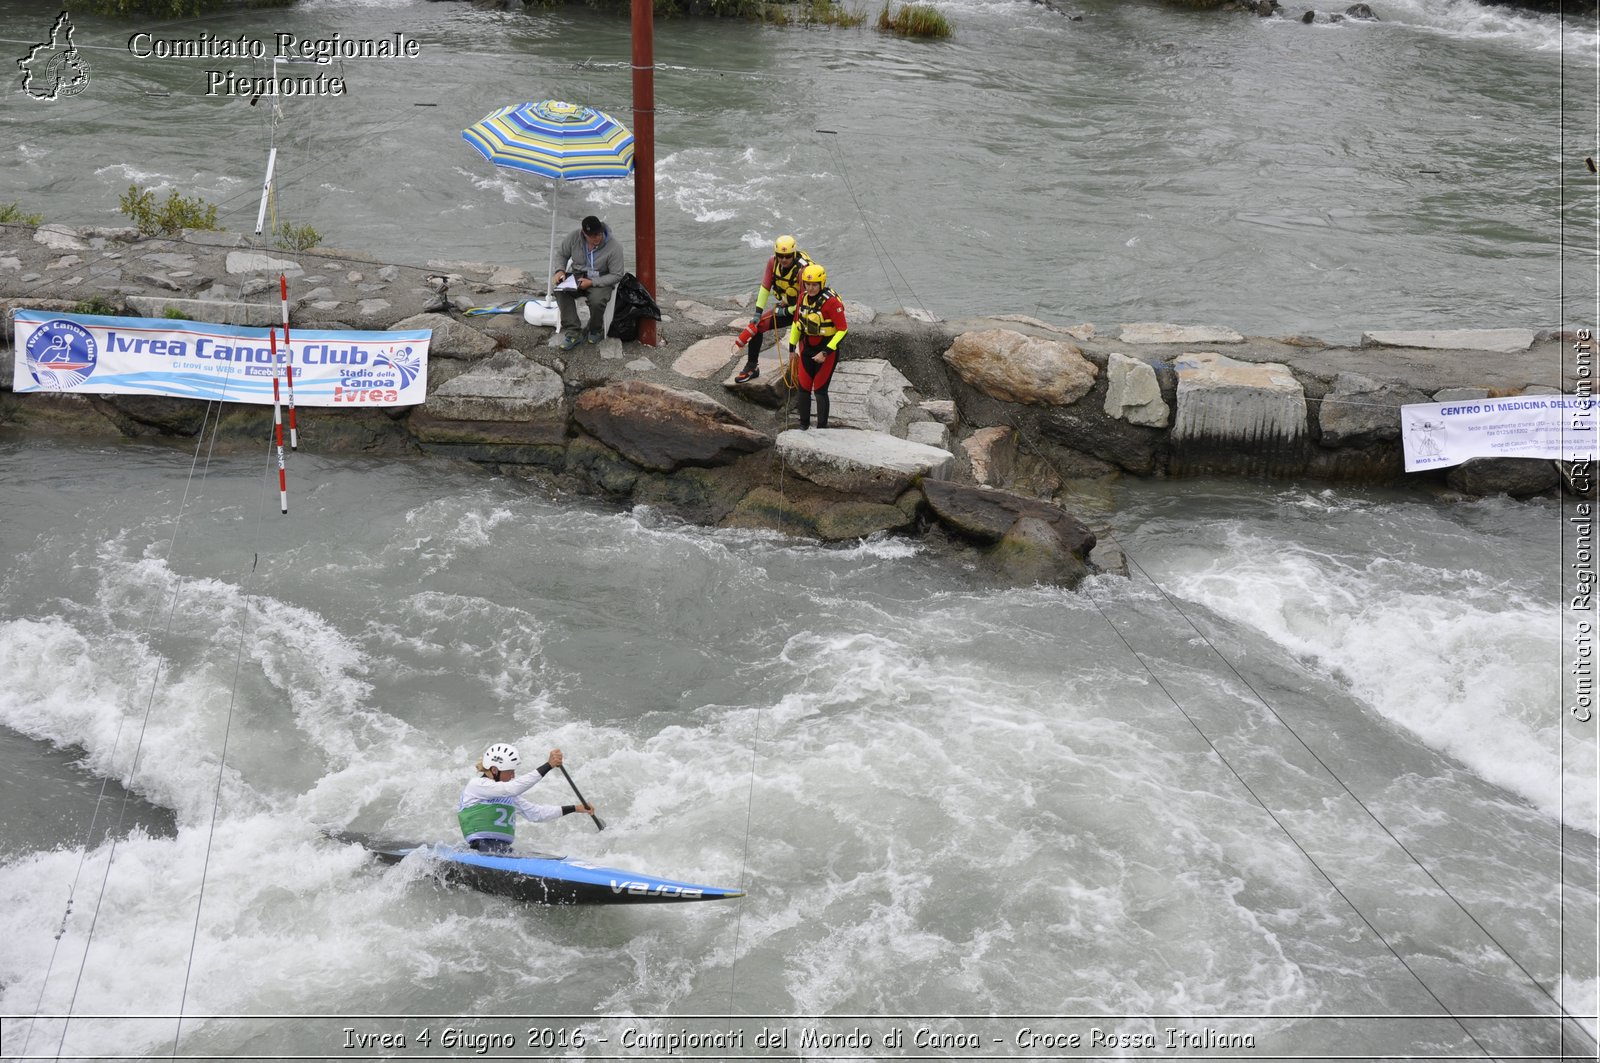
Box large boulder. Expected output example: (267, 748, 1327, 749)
(1446, 458, 1564, 498)
(963, 426, 1016, 486)
(942, 328, 1098, 406)
(1103, 351, 1170, 428)
(1317, 372, 1432, 447)
(990, 515, 1091, 588)
(391, 312, 498, 359)
(776, 428, 954, 503)
(921, 479, 1096, 558)
(573, 381, 770, 473)
(409, 349, 566, 450)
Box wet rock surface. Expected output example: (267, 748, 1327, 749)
(2, 224, 1589, 587)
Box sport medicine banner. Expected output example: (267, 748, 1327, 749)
(1401, 395, 1598, 472)
(12, 310, 429, 407)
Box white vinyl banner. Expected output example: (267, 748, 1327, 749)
(1401, 395, 1598, 472)
(11, 310, 429, 407)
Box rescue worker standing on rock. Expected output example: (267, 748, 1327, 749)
(786, 263, 848, 430)
(734, 235, 811, 383)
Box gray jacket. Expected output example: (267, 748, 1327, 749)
(553, 226, 625, 290)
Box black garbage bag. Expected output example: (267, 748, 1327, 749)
(606, 272, 662, 342)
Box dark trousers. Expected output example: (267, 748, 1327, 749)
(555, 284, 614, 336)
(745, 308, 792, 367)
(794, 344, 838, 429)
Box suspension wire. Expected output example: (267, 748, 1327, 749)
(34, 393, 228, 1061)
(1105, 527, 1595, 1029)
(1076, 573, 1499, 1059)
(816, 131, 924, 319)
(1001, 394, 1592, 1041)
(171, 425, 281, 1059)
(18, 393, 221, 1061)
(812, 152, 1573, 1048)
(728, 680, 767, 1015)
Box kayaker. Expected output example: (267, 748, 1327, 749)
(457, 743, 594, 853)
(786, 263, 848, 429)
(734, 234, 811, 383)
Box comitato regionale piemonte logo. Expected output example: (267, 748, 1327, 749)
(18, 11, 92, 101)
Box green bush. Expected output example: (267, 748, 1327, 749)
(876, 0, 950, 35)
(801, 0, 866, 24)
(162, 306, 186, 319)
(119, 184, 221, 236)
(275, 221, 322, 251)
(0, 202, 44, 225)
(73, 296, 119, 316)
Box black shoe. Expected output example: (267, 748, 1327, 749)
(584, 329, 603, 344)
(735, 365, 759, 383)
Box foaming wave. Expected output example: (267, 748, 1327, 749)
(92, 162, 168, 187)
(674, 614, 1350, 1017)
(1376, 0, 1598, 53)
(658, 148, 824, 226)
(452, 165, 546, 208)
(1162, 533, 1591, 829)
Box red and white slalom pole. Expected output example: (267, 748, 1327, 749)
(269, 327, 288, 515)
(279, 274, 298, 449)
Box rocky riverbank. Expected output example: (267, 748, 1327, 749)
(0, 223, 1587, 587)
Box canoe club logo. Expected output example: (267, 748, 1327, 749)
(25, 319, 99, 390)
(18, 12, 92, 101)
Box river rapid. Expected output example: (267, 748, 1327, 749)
(0, 0, 1596, 1059)
(1, 0, 1597, 342)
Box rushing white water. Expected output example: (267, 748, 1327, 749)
(0, 440, 1591, 1059)
(1, 0, 1595, 1054)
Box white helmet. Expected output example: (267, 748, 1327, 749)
(483, 743, 520, 772)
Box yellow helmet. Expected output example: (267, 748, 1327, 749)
(801, 263, 826, 285)
(773, 235, 798, 256)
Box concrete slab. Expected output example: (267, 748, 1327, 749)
(1119, 322, 1245, 345)
(777, 427, 954, 501)
(827, 358, 916, 432)
(124, 296, 292, 326)
(1173, 351, 1306, 443)
(225, 251, 303, 276)
(1359, 328, 1537, 354)
(674, 335, 742, 379)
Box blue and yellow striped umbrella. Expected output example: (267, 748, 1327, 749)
(462, 99, 635, 181)
(463, 100, 635, 318)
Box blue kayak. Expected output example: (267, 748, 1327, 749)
(329, 831, 744, 906)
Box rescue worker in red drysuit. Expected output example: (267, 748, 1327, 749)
(785, 263, 848, 430)
(734, 235, 811, 383)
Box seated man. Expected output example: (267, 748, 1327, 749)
(551, 215, 626, 351)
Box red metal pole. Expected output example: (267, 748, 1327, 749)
(631, 0, 657, 347)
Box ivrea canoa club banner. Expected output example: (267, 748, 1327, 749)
(12, 310, 429, 407)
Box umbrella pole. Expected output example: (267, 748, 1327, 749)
(546, 182, 558, 305)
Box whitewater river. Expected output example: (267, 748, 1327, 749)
(1, 0, 1596, 1059)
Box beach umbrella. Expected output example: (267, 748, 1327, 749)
(462, 100, 635, 324)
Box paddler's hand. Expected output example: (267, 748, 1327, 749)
(750, 311, 761, 325)
(546, 748, 564, 768)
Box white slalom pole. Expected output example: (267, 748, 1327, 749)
(254, 147, 277, 238)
